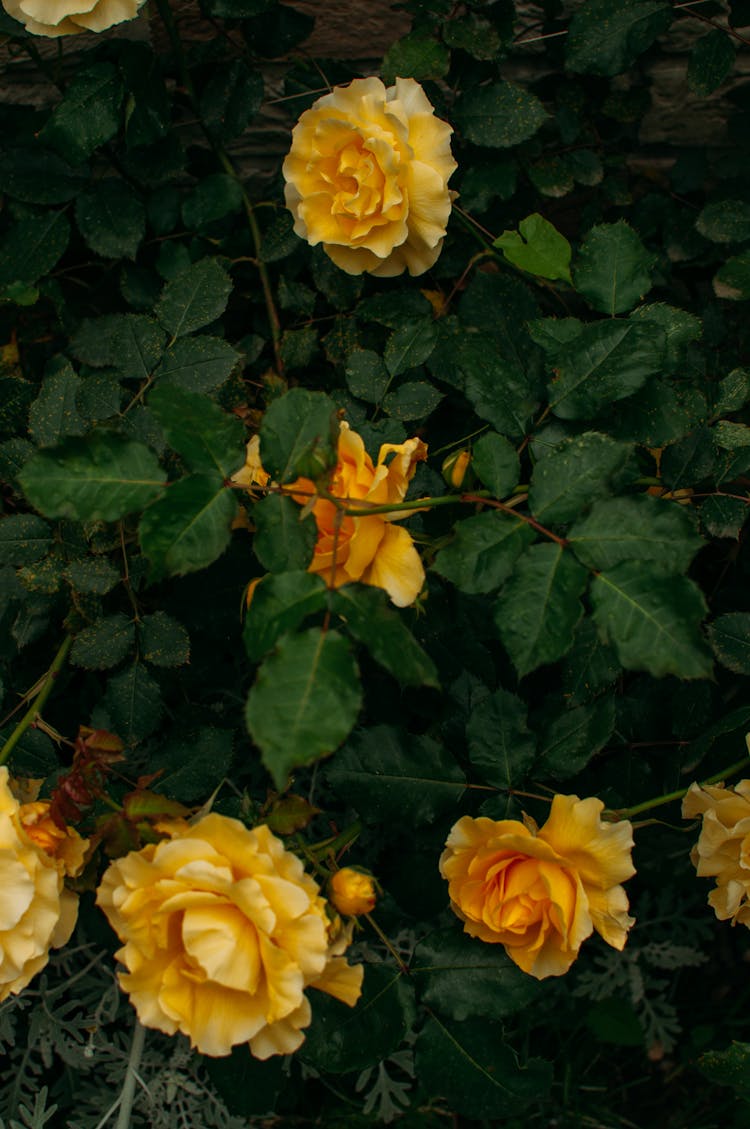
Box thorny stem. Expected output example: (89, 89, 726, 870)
(613, 754, 750, 820)
(114, 1018, 146, 1129)
(0, 636, 72, 766)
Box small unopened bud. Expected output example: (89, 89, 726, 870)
(442, 449, 473, 489)
(329, 867, 377, 916)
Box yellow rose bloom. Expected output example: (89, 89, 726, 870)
(439, 796, 635, 979)
(0, 767, 82, 1001)
(290, 421, 428, 607)
(329, 867, 377, 916)
(96, 815, 364, 1059)
(682, 779, 750, 926)
(1, 0, 145, 36)
(283, 76, 457, 277)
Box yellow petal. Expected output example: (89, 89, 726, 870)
(361, 523, 424, 607)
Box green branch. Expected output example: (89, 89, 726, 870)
(614, 754, 750, 820)
(0, 636, 72, 767)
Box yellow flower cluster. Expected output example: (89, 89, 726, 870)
(97, 816, 363, 1058)
(440, 796, 635, 979)
(2, 0, 145, 36)
(0, 768, 86, 1001)
(234, 420, 428, 608)
(283, 77, 456, 277)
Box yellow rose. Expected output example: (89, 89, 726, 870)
(1, 0, 145, 36)
(0, 767, 82, 1001)
(682, 779, 750, 926)
(96, 815, 364, 1058)
(329, 867, 377, 916)
(283, 76, 457, 277)
(439, 796, 635, 979)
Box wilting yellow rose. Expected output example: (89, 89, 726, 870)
(329, 867, 377, 916)
(283, 76, 457, 277)
(682, 779, 750, 927)
(440, 796, 635, 979)
(2, 0, 145, 36)
(0, 768, 83, 1001)
(96, 816, 363, 1058)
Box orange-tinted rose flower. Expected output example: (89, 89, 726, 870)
(440, 796, 635, 979)
(2, 0, 145, 36)
(329, 867, 377, 916)
(283, 77, 456, 277)
(96, 816, 363, 1058)
(682, 778, 750, 927)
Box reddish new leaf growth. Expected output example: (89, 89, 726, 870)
(48, 726, 125, 829)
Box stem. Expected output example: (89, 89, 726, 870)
(277, 484, 491, 517)
(312, 820, 363, 859)
(0, 636, 72, 767)
(364, 914, 409, 974)
(114, 1018, 146, 1129)
(614, 755, 750, 820)
(462, 493, 569, 547)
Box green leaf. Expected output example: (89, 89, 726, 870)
(327, 725, 465, 824)
(0, 146, 85, 205)
(471, 432, 519, 498)
(547, 319, 665, 420)
(568, 494, 703, 572)
(70, 613, 134, 670)
(3, 727, 58, 778)
(566, 0, 672, 76)
(140, 611, 190, 667)
(457, 338, 539, 439)
(246, 627, 362, 788)
(150, 727, 234, 803)
(41, 63, 124, 163)
(302, 964, 415, 1074)
(382, 33, 450, 84)
(102, 662, 162, 744)
(330, 584, 439, 688)
(630, 302, 702, 373)
(75, 180, 146, 260)
(494, 544, 587, 677)
(139, 474, 237, 580)
(383, 381, 443, 421)
(699, 1042, 750, 1103)
(714, 251, 750, 300)
(148, 385, 244, 477)
(0, 211, 70, 291)
(590, 563, 712, 678)
(433, 511, 534, 595)
(688, 29, 735, 96)
(259, 388, 338, 483)
(153, 335, 241, 393)
(384, 319, 437, 377)
(494, 213, 572, 283)
(696, 199, 750, 244)
(708, 613, 750, 674)
(411, 931, 540, 1021)
(200, 59, 264, 142)
(155, 258, 233, 339)
(243, 571, 328, 662)
(259, 212, 298, 263)
(0, 516, 51, 566)
(528, 431, 633, 523)
(442, 13, 504, 60)
(253, 494, 317, 572)
(700, 495, 747, 539)
(345, 349, 390, 404)
(455, 81, 548, 148)
(573, 221, 655, 315)
(19, 433, 166, 522)
(466, 687, 536, 789)
(537, 695, 616, 778)
(64, 557, 120, 595)
(416, 1014, 552, 1119)
(660, 427, 716, 490)
(181, 173, 243, 230)
(28, 364, 85, 447)
(111, 315, 166, 382)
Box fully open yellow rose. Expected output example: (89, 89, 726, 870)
(0, 767, 83, 1001)
(96, 815, 363, 1058)
(682, 779, 750, 927)
(440, 796, 635, 979)
(2, 0, 145, 36)
(283, 76, 457, 277)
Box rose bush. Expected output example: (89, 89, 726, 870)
(682, 779, 750, 927)
(96, 815, 363, 1058)
(283, 76, 456, 276)
(0, 768, 84, 1001)
(1, 0, 145, 36)
(439, 796, 635, 979)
